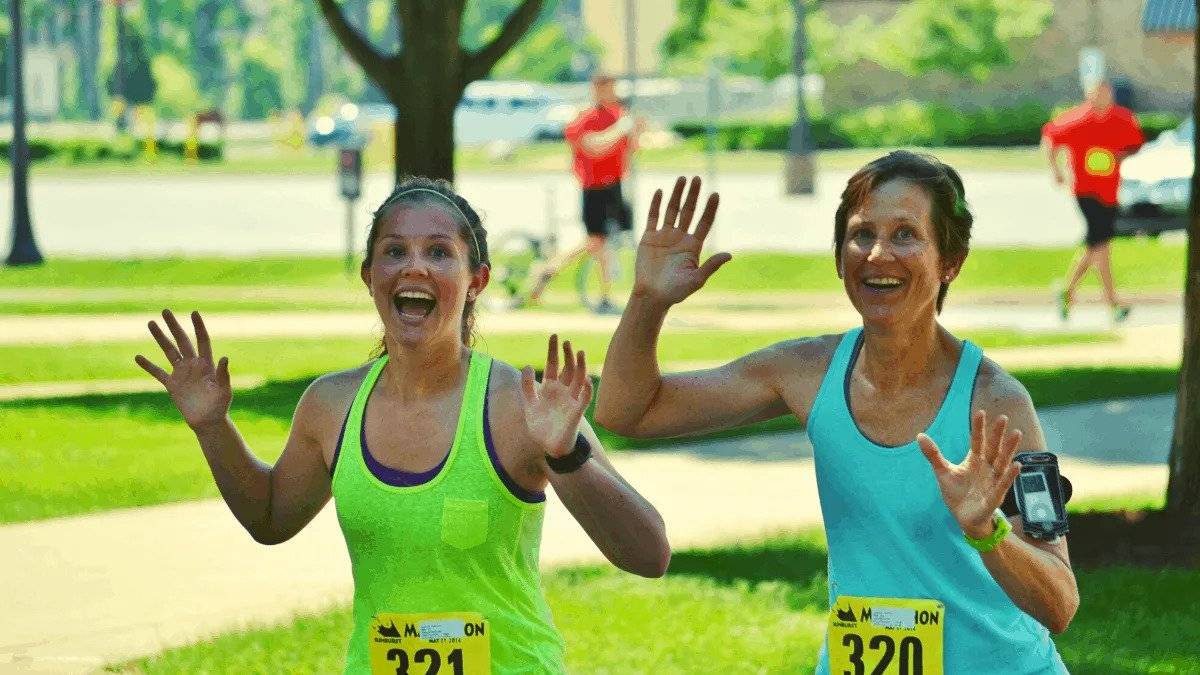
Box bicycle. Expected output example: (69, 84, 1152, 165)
(489, 189, 634, 313)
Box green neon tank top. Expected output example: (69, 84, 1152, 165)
(332, 352, 566, 673)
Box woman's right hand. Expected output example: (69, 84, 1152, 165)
(633, 176, 732, 307)
(135, 309, 232, 432)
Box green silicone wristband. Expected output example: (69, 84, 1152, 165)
(963, 509, 1011, 553)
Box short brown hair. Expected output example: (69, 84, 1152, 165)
(833, 151, 972, 313)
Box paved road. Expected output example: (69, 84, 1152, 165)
(5, 170, 1180, 257)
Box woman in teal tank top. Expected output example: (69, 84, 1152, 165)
(596, 158, 1079, 674)
(135, 176, 671, 674)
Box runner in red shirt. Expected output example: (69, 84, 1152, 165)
(1041, 80, 1145, 322)
(560, 73, 644, 314)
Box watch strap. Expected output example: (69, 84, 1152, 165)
(964, 508, 1011, 553)
(546, 433, 592, 474)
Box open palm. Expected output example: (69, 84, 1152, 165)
(520, 335, 592, 459)
(635, 176, 732, 306)
(917, 410, 1023, 538)
(135, 309, 231, 431)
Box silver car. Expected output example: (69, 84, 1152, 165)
(1117, 115, 1192, 237)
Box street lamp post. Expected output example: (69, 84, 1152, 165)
(784, 0, 815, 195)
(6, 0, 44, 266)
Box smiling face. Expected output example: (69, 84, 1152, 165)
(839, 179, 960, 327)
(360, 202, 489, 348)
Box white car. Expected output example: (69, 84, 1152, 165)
(1117, 115, 1192, 237)
(454, 80, 583, 146)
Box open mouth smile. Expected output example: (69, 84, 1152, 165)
(393, 290, 437, 320)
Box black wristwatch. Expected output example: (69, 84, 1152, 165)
(546, 433, 593, 474)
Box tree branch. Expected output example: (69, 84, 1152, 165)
(461, 0, 544, 84)
(315, 0, 394, 87)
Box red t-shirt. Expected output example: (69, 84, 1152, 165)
(564, 104, 630, 189)
(1041, 104, 1145, 205)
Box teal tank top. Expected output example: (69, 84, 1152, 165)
(808, 328, 1067, 674)
(331, 352, 566, 674)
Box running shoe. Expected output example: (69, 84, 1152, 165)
(1113, 305, 1132, 323)
(1055, 288, 1070, 321)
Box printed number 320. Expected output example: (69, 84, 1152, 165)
(842, 633, 923, 675)
(386, 647, 465, 675)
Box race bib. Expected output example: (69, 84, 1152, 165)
(369, 612, 489, 675)
(828, 596, 944, 675)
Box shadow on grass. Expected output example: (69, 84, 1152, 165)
(1, 376, 316, 424)
(666, 534, 829, 590)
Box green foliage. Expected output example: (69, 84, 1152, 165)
(151, 54, 207, 119)
(237, 38, 286, 120)
(663, 0, 854, 79)
(0, 136, 224, 164)
(871, 0, 1053, 82)
(492, 22, 601, 83)
(673, 102, 1185, 150)
(106, 17, 158, 105)
(665, 0, 1052, 83)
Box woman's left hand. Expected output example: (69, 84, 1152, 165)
(917, 410, 1023, 539)
(520, 334, 594, 459)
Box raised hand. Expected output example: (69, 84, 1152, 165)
(634, 176, 732, 307)
(520, 335, 593, 459)
(135, 309, 232, 432)
(917, 410, 1023, 539)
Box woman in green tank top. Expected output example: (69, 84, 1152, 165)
(135, 176, 671, 674)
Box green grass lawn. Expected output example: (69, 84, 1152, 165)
(0, 240, 1183, 315)
(0, 362, 1177, 524)
(121, 501, 1200, 675)
(29, 143, 1048, 178)
(4, 329, 1116, 387)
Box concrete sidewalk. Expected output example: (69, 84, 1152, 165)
(0, 394, 1174, 674)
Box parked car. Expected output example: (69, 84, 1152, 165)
(455, 80, 582, 145)
(1117, 115, 1192, 237)
(308, 83, 584, 149)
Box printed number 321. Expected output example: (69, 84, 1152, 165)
(387, 647, 465, 675)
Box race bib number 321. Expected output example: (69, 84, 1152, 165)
(827, 596, 943, 675)
(369, 612, 489, 675)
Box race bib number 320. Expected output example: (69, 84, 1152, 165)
(827, 596, 943, 675)
(369, 612, 489, 675)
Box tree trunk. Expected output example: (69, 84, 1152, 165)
(1165, 10, 1200, 517)
(390, 33, 464, 183)
(784, 0, 815, 195)
(318, 0, 544, 183)
(6, 0, 44, 267)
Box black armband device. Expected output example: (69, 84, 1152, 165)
(1002, 451, 1072, 540)
(546, 433, 593, 474)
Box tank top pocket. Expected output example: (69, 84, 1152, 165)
(441, 497, 490, 550)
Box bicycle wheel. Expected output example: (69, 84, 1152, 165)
(490, 232, 544, 307)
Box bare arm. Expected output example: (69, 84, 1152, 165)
(597, 177, 796, 437)
(972, 380, 1078, 634)
(519, 336, 670, 576)
(1040, 134, 1066, 185)
(136, 310, 333, 545)
(597, 298, 788, 437)
(578, 115, 636, 157)
(546, 418, 670, 577)
(918, 369, 1079, 634)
